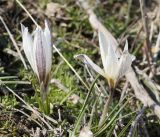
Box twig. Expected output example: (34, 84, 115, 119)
(127, 107, 146, 137)
(77, 0, 160, 119)
(0, 16, 27, 69)
(139, 0, 153, 73)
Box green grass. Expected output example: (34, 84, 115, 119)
(0, 0, 160, 136)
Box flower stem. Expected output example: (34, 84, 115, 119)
(45, 94, 50, 114)
(40, 84, 50, 115)
(98, 88, 114, 127)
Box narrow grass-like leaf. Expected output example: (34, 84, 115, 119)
(71, 75, 100, 136)
(0, 81, 30, 84)
(117, 116, 136, 137)
(106, 121, 117, 137)
(0, 76, 18, 79)
(94, 98, 130, 136)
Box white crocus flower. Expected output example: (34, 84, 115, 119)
(75, 31, 135, 89)
(21, 20, 52, 100)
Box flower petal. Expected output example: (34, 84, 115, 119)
(43, 20, 52, 76)
(104, 43, 119, 80)
(21, 24, 35, 71)
(74, 54, 105, 77)
(44, 20, 52, 47)
(98, 31, 108, 68)
(118, 53, 135, 79)
(33, 27, 46, 82)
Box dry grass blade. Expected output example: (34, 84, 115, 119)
(139, 0, 153, 74)
(13, 108, 43, 128)
(0, 16, 27, 69)
(16, 0, 39, 26)
(52, 44, 89, 90)
(77, 0, 160, 119)
(5, 85, 55, 130)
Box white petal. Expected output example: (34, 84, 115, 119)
(44, 20, 52, 76)
(117, 41, 135, 79)
(123, 40, 128, 53)
(118, 53, 135, 79)
(104, 43, 119, 80)
(44, 20, 51, 46)
(33, 27, 46, 82)
(101, 29, 119, 56)
(74, 54, 105, 77)
(98, 31, 108, 68)
(21, 24, 35, 71)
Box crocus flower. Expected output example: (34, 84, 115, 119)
(75, 31, 135, 89)
(21, 20, 52, 100)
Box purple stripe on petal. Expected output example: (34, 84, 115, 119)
(35, 28, 46, 83)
